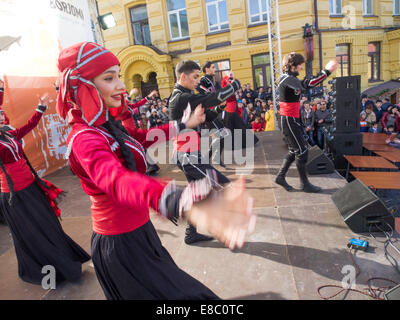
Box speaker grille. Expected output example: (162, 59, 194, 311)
(332, 180, 378, 220)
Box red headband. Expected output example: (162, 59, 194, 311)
(56, 42, 122, 127)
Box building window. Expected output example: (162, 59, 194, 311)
(363, 0, 373, 15)
(212, 60, 231, 85)
(206, 0, 229, 33)
(368, 42, 381, 81)
(167, 0, 189, 40)
(252, 53, 271, 89)
(248, 0, 272, 24)
(130, 5, 151, 46)
(336, 44, 350, 77)
(329, 0, 342, 15)
(394, 0, 400, 15)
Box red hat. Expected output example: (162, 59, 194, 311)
(57, 42, 123, 127)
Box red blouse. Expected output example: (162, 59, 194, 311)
(67, 113, 179, 236)
(0, 110, 44, 192)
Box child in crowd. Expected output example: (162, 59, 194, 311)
(360, 112, 368, 132)
(368, 122, 381, 133)
(252, 116, 263, 132)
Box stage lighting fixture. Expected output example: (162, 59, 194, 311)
(98, 12, 116, 30)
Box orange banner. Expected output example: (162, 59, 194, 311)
(2, 75, 70, 177)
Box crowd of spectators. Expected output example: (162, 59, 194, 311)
(127, 82, 277, 133)
(234, 84, 275, 132)
(360, 94, 400, 135)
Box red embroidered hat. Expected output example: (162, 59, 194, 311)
(56, 42, 123, 127)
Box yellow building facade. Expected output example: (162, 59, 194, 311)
(96, 0, 400, 98)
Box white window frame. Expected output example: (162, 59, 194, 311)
(363, 0, 373, 15)
(206, 0, 229, 33)
(248, 0, 272, 25)
(167, 4, 189, 40)
(394, 0, 400, 15)
(329, 0, 342, 15)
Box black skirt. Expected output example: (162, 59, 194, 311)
(0, 181, 91, 285)
(91, 220, 220, 300)
(223, 112, 259, 149)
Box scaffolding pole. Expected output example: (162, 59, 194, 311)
(266, 0, 283, 130)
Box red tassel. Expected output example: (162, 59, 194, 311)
(37, 179, 64, 217)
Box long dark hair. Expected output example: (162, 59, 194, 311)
(282, 52, 305, 73)
(0, 131, 50, 206)
(102, 115, 137, 172)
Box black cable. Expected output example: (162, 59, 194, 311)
(369, 221, 400, 275)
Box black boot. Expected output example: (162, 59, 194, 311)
(275, 154, 295, 191)
(296, 160, 322, 193)
(184, 224, 214, 245)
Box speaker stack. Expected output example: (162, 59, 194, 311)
(329, 76, 363, 169)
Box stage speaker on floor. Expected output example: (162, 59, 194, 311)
(331, 179, 395, 234)
(306, 146, 335, 175)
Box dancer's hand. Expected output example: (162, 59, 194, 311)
(130, 88, 139, 97)
(325, 60, 338, 73)
(148, 90, 158, 99)
(185, 104, 206, 129)
(37, 93, 54, 108)
(186, 176, 256, 250)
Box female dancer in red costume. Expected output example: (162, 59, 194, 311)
(57, 42, 256, 300)
(0, 86, 90, 285)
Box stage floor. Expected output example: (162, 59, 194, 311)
(0, 130, 399, 300)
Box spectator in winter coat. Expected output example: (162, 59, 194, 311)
(300, 100, 315, 146)
(361, 94, 375, 112)
(381, 106, 400, 133)
(314, 102, 332, 149)
(365, 105, 376, 129)
(373, 99, 384, 123)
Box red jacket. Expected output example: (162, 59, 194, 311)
(221, 76, 238, 113)
(381, 112, 400, 131)
(128, 97, 149, 112)
(67, 110, 179, 235)
(252, 121, 263, 132)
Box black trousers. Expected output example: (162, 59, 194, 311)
(280, 115, 309, 163)
(176, 151, 230, 185)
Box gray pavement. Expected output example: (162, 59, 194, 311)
(0, 131, 399, 300)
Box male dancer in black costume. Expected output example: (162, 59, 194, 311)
(169, 60, 241, 244)
(275, 52, 337, 193)
(197, 61, 229, 168)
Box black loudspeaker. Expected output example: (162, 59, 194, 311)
(332, 132, 363, 157)
(384, 284, 400, 300)
(306, 145, 335, 175)
(331, 179, 395, 233)
(334, 76, 361, 134)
